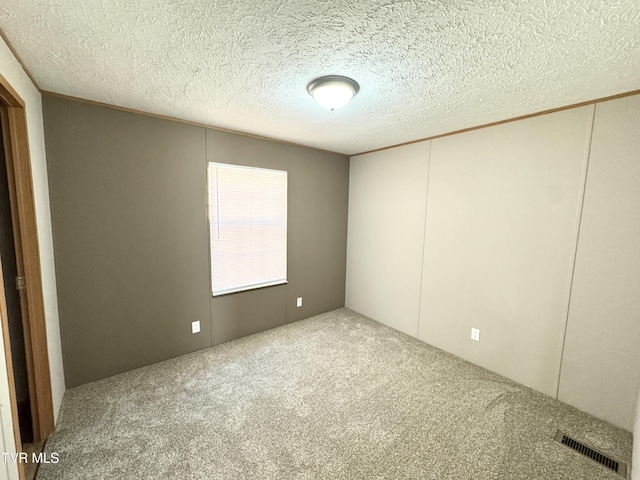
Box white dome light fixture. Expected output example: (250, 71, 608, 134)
(307, 75, 360, 111)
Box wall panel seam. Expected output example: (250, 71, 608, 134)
(344, 158, 355, 308)
(415, 141, 432, 339)
(554, 104, 597, 399)
(205, 129, 214, 347)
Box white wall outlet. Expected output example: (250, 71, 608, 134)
(192, 321, 200, 334)
(471, 327, 480, 342)
(296, 297, 303, 308)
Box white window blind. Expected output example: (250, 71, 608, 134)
(208, 162, 287, 296)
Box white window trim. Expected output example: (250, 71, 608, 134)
(208, 162, 288, 297)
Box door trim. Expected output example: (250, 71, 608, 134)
(0, 72, 54, 456)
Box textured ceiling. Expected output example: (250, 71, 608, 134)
(1, 1, 639, 155)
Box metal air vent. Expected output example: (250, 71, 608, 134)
(554, 430, 627, 478)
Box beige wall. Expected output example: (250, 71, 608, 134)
(347, 95, 640, 431)
(419, 107, 593, 397)
(557, 95, 640, 430)
(346, 142, 429, 336)
(0, 37, 65, 478)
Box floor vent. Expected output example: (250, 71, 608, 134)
(554, 430, 627, 478)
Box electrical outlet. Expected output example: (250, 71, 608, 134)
(192, 321, 200, 334)
(296, 297, 303, 308)
(471, 328, 480, 342)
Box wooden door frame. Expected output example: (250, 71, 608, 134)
(0, 72, 54, 462)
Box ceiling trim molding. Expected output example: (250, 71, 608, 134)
(0, 22, 345, 157)
(0, 27, 41, 91)
(352, 88, 640, 157)
(41, 90, 346, 156)
(7, 17, 637, 161)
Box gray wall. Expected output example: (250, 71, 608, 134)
(347, 94, 640, 431)
(43, 96, 349, 387)
(206, 129, 349, 344)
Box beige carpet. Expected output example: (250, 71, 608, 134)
(38, 308, 632, 479)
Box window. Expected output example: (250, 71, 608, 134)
(208, 162, 287, 296)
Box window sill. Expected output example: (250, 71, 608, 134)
(212, 280, 288, 297)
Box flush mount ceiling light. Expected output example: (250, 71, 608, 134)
(307, 75, 360, 111)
